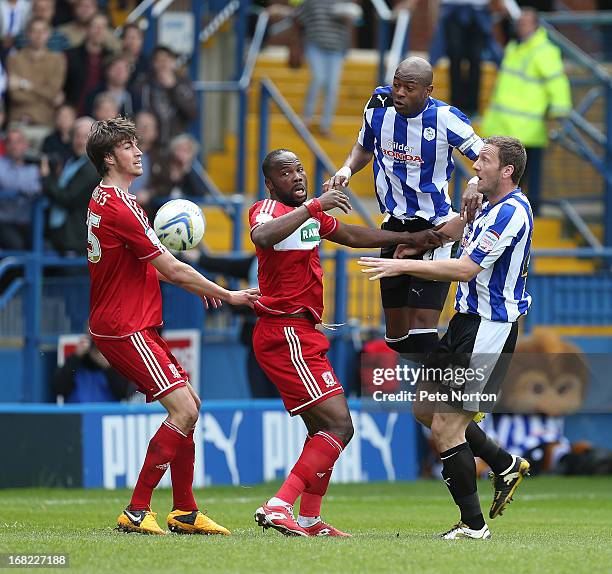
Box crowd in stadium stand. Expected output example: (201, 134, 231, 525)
(0, 0, 204, 254)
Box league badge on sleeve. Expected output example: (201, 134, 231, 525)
(477, 229, 500, 253)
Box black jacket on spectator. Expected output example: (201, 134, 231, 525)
(53, 353, 134, 402)
(64, 43, 113, 111)
(135, 74, 198, 146)
(44, 157, 99, 255)
(41, 131, 73, 175)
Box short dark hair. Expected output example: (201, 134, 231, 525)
(121, 22, 142, 38)
(86, 116, 136, 177)
(262, 148, 293, 178)
(484, 136, 527, 184)
(153, 45, 178, 59)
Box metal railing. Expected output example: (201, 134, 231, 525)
(540, 14, 612, 248)
(192, 5, 269, 196)
(257, 78, 375, 227)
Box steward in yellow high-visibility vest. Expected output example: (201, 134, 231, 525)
(481, 17, 571, 148)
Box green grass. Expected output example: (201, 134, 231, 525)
(0, 478, 611, 573)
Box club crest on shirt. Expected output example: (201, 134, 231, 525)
(423, 127, 436, 141)
(477, 229, 500, 253)
(255, 212, 273, 224)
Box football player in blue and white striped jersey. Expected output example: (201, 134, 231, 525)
(359, 136, 532, 540)
(325, 56, 483, 363)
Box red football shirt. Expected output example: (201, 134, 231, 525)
(249, 199, 338, 322)
(87, 183, 166, 339)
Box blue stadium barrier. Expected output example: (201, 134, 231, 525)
(0, 400, 419, 488)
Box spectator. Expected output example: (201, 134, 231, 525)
(130, 109, 162, 201)
(439, 0, 492, 117)
(0, 59, 6, 128)
(64, 11, 113, 115)
(85, 53, 139, 117)
(295, 0, 360, 136)
(121, 22, 148, 87)
(52, 335, 135, 402)
(0, 0, 31, 58)
(6, 18, 66, 145)
(42, 115, 98, 255)
(91, 91, 119, 121)
(58, 0, 120, 51)
(481, 7, 571, 215)
(15, 0, 70, 52)
(41, 103, 76, 174)
(151, 133, 206, 208)
(136, 46, 197, 146)
(0, 125, 41, 250)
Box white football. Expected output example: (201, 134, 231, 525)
(153, 199, 206, 250)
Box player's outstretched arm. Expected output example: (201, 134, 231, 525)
(151, 251, 260, 308)
(393, 218, 465, 259)
(358, 254, 482, 282)
(252, 190, 351, 249)
(327, 222, 449, 250)
(323, 143, 373, 192)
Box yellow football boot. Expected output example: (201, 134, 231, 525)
(167, 509, 231, 535)
(473, 411, 486, 423)
(117, 508, 166, 535)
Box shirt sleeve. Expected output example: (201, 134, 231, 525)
(114, 199, 166, 260)
(249, 199, 277, 233)
(446, 107, 484, 160)
(319, 211, 338, 238)
(357, 106, 375, 152)
(467, 203, 526, 269)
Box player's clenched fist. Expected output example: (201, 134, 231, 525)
(394, 228, 451, 259)
(318, 189, 352, 214)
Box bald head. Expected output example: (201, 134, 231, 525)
(395, 57, 433, 87)
(391, 57, 434, 116)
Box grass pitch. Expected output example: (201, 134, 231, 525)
(0, 478, 610, 574)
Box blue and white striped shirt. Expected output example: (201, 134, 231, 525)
(456, 189, 533, 322)
(358, 87, 483, 223)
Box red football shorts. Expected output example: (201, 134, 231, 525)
(93, 327, 188, 402)
(253, 316, 344, 415)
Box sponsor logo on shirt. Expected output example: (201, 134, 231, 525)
(382, 140, 423, 164)
(301, 222, 321, 243)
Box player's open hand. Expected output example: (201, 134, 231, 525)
(202, 296, 223, 310)
(460, 180, 483, 222)
(358, 257, 410, 281)
(228, 287, 261, 308)
(318, 189, 352, 214)
(322, 169, 350, 193)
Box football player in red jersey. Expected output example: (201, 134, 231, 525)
(85, 117, 259, 535)
(251, 149, 449, 536)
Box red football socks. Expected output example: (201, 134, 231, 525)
(170, 427, 198, 511)
(275, 431, 344, 507)
(130, 420, 185, 510)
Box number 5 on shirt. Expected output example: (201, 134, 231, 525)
(87, 209, 102, 263)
